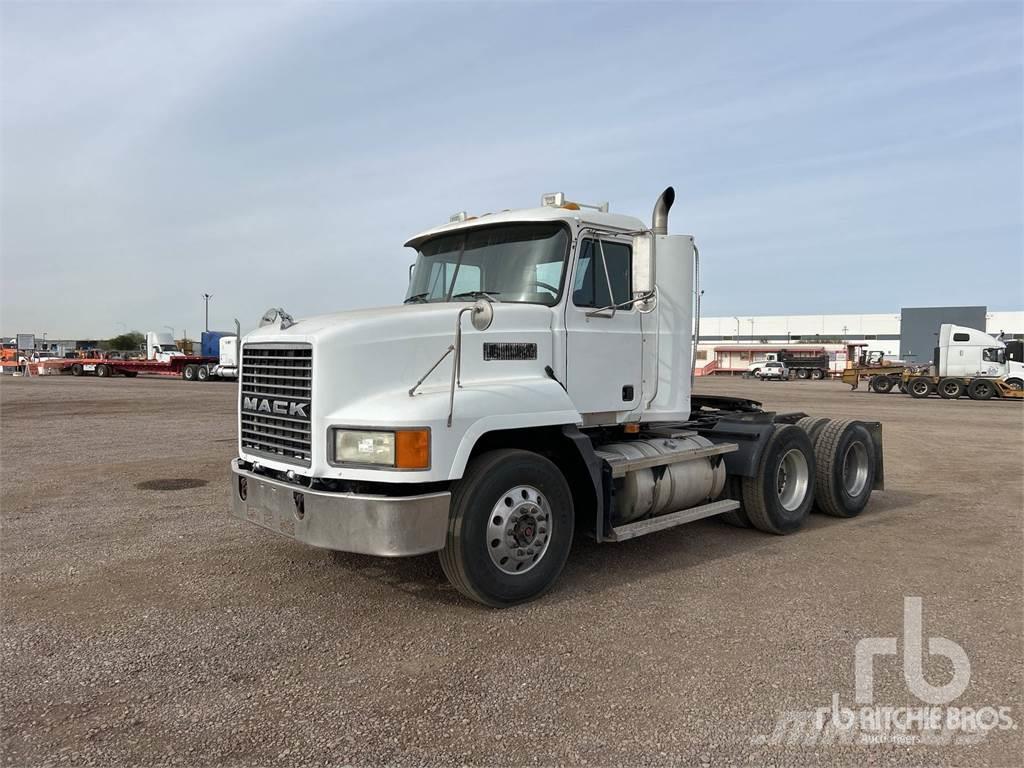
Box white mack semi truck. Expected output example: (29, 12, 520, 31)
(230, 188, 884, 606)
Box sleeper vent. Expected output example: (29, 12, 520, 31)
(483, 342, 538, 361)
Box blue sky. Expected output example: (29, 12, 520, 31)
(1, 1, 1021, 337)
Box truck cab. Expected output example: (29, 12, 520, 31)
(146, 331, 184, 363)
(936, 324, 1024, 387)
(230, 188, 884, 606)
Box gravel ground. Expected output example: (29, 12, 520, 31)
(1, 374, 1022, 767)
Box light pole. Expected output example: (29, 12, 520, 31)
(202, 293, 213, 332)
(733, 316, 741, 338)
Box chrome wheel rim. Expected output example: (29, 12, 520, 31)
(912, 381, 929, 395)
(942, 382, 959, 396)
(842, 441, 869, 497)
(487, 485, 552, 575)
(776, 448, 810, 512)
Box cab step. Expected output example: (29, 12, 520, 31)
(606, 499, 741, 542)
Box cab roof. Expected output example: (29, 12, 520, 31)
(403, 205, 647, 249)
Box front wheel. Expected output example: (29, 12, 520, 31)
(439, 449, 574, 607)
(1005, 378, 1023, 391)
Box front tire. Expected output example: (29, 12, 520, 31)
(741, 425, 815, 535)
(439, 449, 574, 607)
(1005, 378, 1023, 391)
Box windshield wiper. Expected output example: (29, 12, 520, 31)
(404, 293, 430, 304)
(451, 291, 500, 302)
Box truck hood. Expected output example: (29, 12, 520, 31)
(242, 301, 561, 411)
(243, 301, 552, 349)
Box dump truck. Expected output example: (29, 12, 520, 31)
(229, 188, 885, 606)
(746, 350, 831, 380)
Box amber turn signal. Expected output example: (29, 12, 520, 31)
(395, 429, 430, 470)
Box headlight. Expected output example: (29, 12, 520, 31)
(331, 429, 430, 470)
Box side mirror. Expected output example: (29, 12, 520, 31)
(632, 233, 656, 309)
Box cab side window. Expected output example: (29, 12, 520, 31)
(573, 239, 631, 308)
(982, 348, 1004, 363)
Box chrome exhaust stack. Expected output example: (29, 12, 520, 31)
(651, 186, 675, 235)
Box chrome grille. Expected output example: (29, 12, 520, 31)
(240, 344, 312, 466)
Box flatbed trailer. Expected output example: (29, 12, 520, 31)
(41, 356, 217, 379)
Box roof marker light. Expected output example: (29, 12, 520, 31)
(541, 192, 609, 213)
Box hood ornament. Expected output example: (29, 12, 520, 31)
(259, 307, 296, 330)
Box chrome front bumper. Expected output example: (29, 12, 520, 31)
(230, 459, 451, 556)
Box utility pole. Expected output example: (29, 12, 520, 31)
(202, 293, 213, 332)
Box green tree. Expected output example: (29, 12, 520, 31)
(103, 331, 145, 351)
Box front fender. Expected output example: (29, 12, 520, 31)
(447, 378, 581, 479)
(321, 377, 580, 483)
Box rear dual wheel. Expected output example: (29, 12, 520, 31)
(183, 364, 198, 381)
(869, 376, 894, 394)
(735, 425, 816, 535)
(811, 420, 875, 518)
(96, 364, 110, 378)
(908, 377, 933, 398)
(967, 379, 994, 401)
(938, 378, 964, 399)
(439, 449, 574, 607)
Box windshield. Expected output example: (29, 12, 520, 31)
(159, 345, 179, 352)
(406, 223, 569, 306)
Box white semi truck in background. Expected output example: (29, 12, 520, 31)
(229, 188, 885, 606)
(902, 324, 1024, 400)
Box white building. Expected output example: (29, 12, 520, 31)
(695, 310, 1023, 376)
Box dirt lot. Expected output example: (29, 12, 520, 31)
(2, 374, 1022, 766)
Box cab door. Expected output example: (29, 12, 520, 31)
(563, 236, 642, 418)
